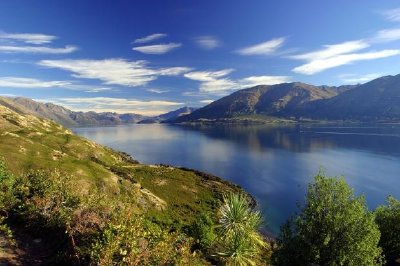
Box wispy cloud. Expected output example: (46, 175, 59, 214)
(382, 8, 400, 22)
(132, 43, 181, 54)
(146, 88, 170, 94)
(290, 39, 400, 75)
(239, 76, 291, 87)
(0, 32, 57, 44)
(0, 45, 77, 54)
(339, 73, 383, 84)
(293, 49, 400, 75)
(199, 99, 214, 104)
(195, 36, 220, 50)
(133, 33, 167, 44)
(0, 77, 71, 88)
(0, 31, 77, 54)
(237, 37, 285, 56)
(185, 69, 291, 94)
(184, 69, 236, 93)
(290, 40, 369, 61)
(372, 28, 400, 43)
(38, 59, 191, 87)
(84, 87, 113, 93)
(45, 97, 184, 115)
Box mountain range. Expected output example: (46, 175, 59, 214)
(175, 74, 400, 123)
(0, 96, 195, 127)
(2, 74, 400, 126)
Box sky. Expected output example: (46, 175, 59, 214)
(1, 0, 400, 115)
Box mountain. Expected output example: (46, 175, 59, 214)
(174, 75, 400, 123)
(0, 96, 146, 127)
(174, 82, 347, 122)
(301, 75, 400, 121)
(138, 106, 197, 123)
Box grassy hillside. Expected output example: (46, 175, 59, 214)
(0, 104, 243, 264)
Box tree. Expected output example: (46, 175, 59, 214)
(216, 193, 265, 266)
(273, 172, 383, 266)
(375, 196, 400, 265)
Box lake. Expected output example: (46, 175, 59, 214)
(73, 123, 400, 234)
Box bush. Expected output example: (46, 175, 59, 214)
(375, 196, 400, 265)
(273, 172, 383, 266)
(0, 159, 16, 240)
(189, 213, 216, 250)
(90, 210, 201, 265)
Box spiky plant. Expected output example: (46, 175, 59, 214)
(217, 193, 265, 265)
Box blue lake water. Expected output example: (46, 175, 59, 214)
(74, 124, 400, 234)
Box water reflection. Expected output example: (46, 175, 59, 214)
(74, 124, 400, 234)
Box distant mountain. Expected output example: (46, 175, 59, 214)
(0, 97, 146, 127)
(301, 75, 400, 121)
(139, 106, 197, 123)
(174, 75, 400, 123)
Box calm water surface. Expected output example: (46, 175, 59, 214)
(74, 124, 400, 234)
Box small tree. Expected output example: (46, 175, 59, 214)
(273, 172, 383, 266)
(375, 196, 400, 265)
(216, 193, 265, 266)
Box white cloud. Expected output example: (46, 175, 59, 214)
(372, 28, 400, 43)
(45, 97, 184, 116)
(195, 36, 220, 49)
(382, 8, 400, 22)
(293, 49, 400, 75)
(237, 37, 285, 56)
(239, 76, 291, 87)
(38, 59, 191, 87)
(0, 45, 77, 54)
(0, 77, 71, 88)
(133, 33, 167, 44)
(290, 38, 400, 75)
(132, 43, 181, 54)
(185, 69, 291, 94)
(184, 69, 236, 93)
(339, 73, 383, 84)
(199, 99, 214, 104)
(289, 40, 369, 60)
(84, 87, 113, 93)
(0, 32, 57, 44)
(147, 88, 170, 94)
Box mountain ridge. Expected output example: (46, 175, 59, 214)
(0, 96, 195, 127)
(174, 75, 400, 123)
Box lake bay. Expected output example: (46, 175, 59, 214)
(74, 124, 400, 234)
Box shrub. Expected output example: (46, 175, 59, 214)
(189, 213, 216, 250)
(375, 196, 400, 265)
(273, 172, 383, 266)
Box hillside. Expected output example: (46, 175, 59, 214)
(0, 104, 242, 264)
(173, 75, 400, 123)
(174, 82, 346, 122)
(302, 74, 400, 121)
(0, 97, 146, 127)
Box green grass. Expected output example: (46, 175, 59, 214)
(0, 105, 240, 226)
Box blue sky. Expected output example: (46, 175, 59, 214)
(1, 0, 400, 115)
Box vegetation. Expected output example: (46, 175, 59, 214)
(375, 196, 400, 265)
(216, 193, 266, 266)
(1, 104, 400, 265)
(273, 172, 383, 266)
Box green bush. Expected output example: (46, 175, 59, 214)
(0, 159, 15, 240)
(273, 172, 383, 266)
(189, 213, 216, 250)
(375, 196, 400, 265)
(90, 210, 202, 265)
